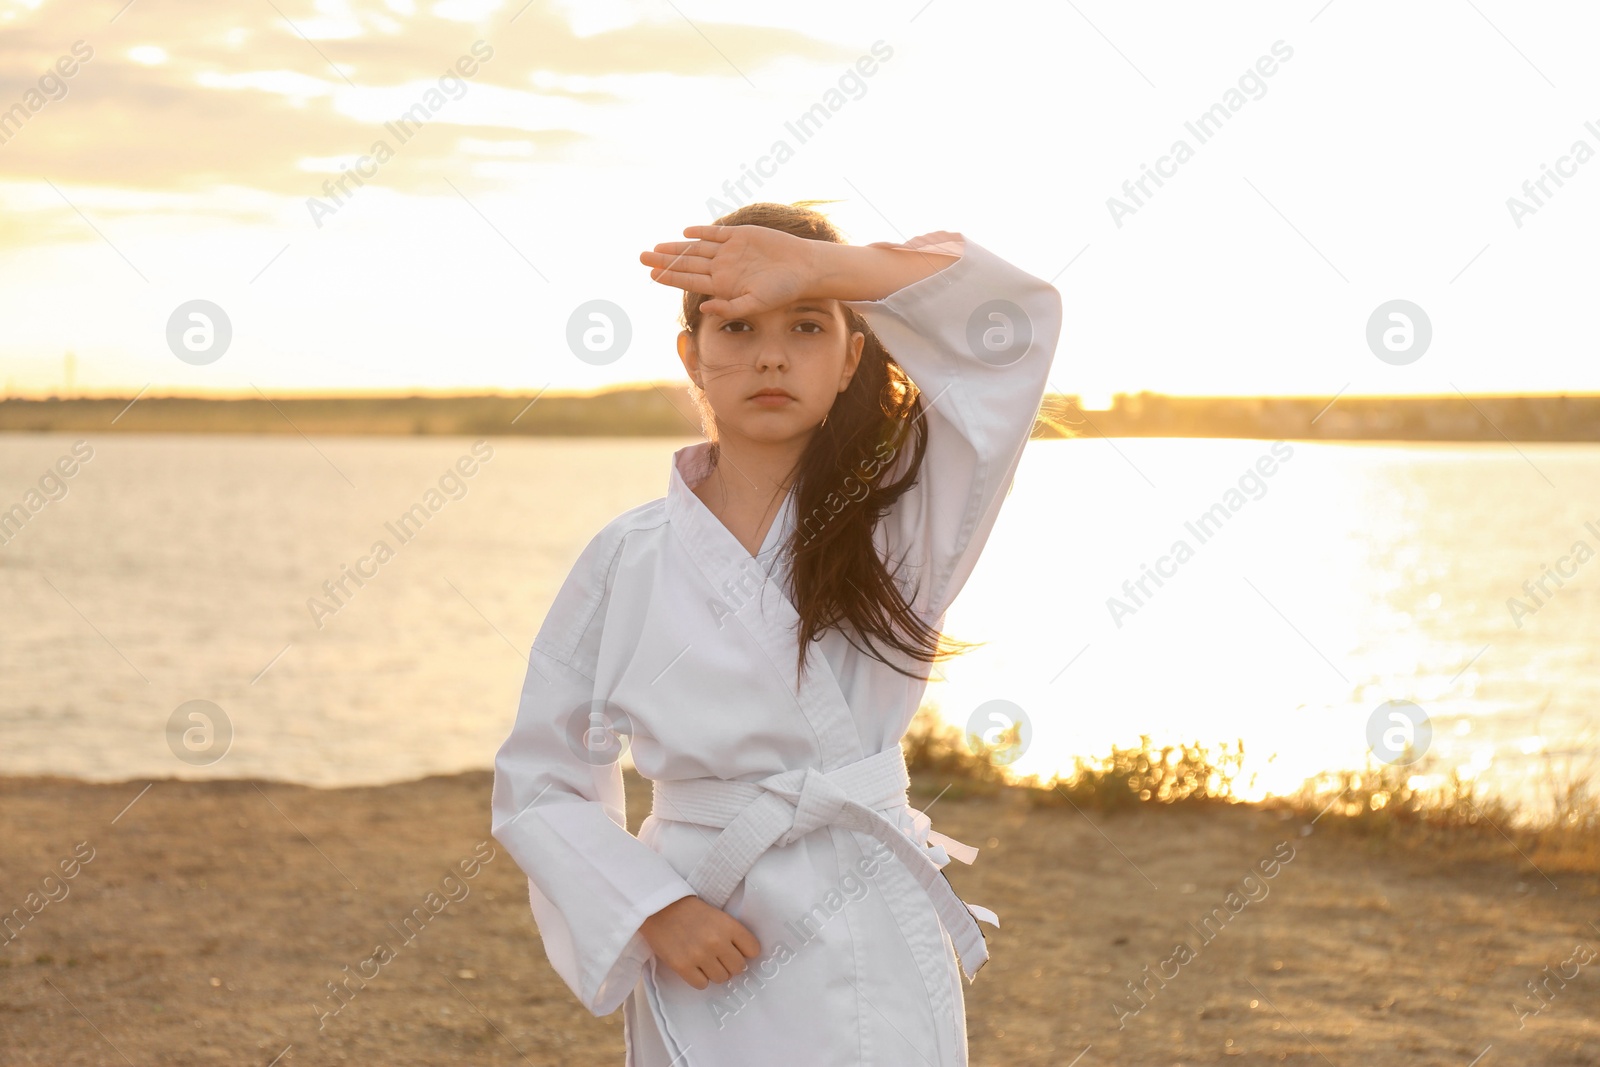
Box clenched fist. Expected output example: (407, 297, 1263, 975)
(639, 895, 762, 989)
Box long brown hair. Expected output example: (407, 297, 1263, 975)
(679, 200, 1008, 685)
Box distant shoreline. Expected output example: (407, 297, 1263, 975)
(3, 387, 1600, 441)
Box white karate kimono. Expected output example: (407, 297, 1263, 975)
(490, 230, 1062, 1066)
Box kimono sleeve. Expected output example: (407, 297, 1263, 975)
(490, 525, 699, 1017)
(842, 231, 1063, 621)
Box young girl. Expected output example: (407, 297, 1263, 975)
(491, 201, 1062, 1066)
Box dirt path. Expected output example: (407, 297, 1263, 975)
(1, 770, 1595, 1065)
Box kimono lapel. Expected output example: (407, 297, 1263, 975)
(665, 441, 864, 771)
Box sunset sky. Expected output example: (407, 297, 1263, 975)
(1, 0, 1597, 404)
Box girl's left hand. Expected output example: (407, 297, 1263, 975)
(640, 225, 823, 320)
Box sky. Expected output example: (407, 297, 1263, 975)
(1, 0, 1598, 405)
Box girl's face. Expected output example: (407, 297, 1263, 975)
(677, 298, 865, 447)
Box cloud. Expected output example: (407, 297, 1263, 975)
(0, 0, 856, 213)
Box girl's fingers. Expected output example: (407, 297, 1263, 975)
(704, 293, 755, 319)
(649, 239, 717, 262)
(639, 249, 710, 274)
(644, 266, 715, 296)
(730, 923, 761, 958)
(638, 226, 738, 297)
(703, 294, 769, 318)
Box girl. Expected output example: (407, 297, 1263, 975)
(491, 201, 1063, 1066)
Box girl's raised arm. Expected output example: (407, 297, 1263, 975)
(840, 231, 1064, 623)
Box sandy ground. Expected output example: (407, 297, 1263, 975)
(1, 768, 1597, 1066)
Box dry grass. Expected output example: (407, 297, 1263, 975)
(901, 705, 1600, 876)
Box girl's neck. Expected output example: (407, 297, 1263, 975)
(703, 432, 807, 506)
(693, 434, 806, 554)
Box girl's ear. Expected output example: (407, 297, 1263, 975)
(840, 329, 866, 389)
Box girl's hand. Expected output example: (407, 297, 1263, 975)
(640, 225, 823, 321)
(639, 894, 762, 989)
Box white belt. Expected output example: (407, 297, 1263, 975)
(649, 745, 998, 980)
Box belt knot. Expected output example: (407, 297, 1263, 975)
(765, 766, 851, 847)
